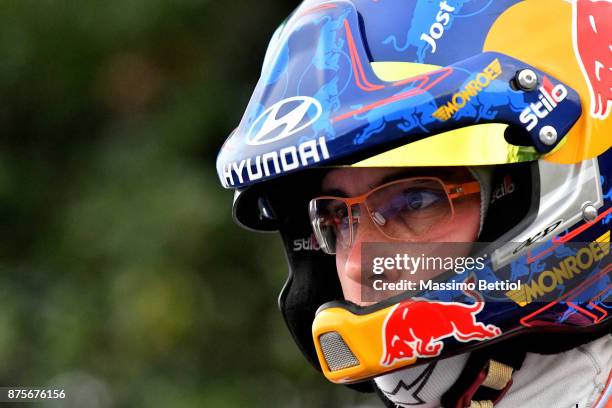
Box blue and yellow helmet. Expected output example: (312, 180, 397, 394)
(216, 0, 611, 390)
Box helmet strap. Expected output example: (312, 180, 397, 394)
(441, 344, 526, 408)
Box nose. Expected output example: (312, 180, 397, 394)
(339, 206, 394, 283)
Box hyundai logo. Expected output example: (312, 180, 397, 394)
(246, 96, 322, 145)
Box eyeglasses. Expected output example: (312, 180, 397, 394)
(309, 177, 480, 255)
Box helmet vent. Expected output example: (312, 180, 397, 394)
(319, 332, 359, 372)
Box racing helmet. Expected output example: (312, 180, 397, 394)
(216, 0, 612, 398)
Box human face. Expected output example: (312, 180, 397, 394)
(319, 167, 481, 305)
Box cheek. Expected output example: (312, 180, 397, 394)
(334, 247, 353, 288)
(335, 252, 346, 278)
(441, 196, 481, 241)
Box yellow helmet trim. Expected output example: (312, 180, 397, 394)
(370, 61, 442, 82)
(352, 123, 539, 167)
(366, 61, 540, 167)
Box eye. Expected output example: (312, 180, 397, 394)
(334, 205, 348, 219)
(399, 189, 443, 211)
(325, 204, 349, 228)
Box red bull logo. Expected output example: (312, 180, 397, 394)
(572, 0, 612, 120)
(380, 292, 501, 367)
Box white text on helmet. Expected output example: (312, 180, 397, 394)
(420, 1, 456, 54)
(293, 234, 321, 252)
(221, 136, 330, 187)
(519, 77, 568, 131)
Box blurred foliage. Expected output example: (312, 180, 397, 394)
(0, 1, 378, 407)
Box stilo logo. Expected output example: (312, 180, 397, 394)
(246, 96, 322, 146)
(490, 175, 515, 204)
(519, 76, 568, 132)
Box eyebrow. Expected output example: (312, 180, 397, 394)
(377, 168, 454, 186)
(317, 167, 466, 197)
(319, 188, 347, 197)
(376, 169, 422, 186)
(318, 168, 458, 197)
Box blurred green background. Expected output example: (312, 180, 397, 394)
(0, 1, 378, 407)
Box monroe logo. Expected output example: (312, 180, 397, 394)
(519, 76, 568, 131)
(246, 96, 323, 145)
(506, 232, 609, 306)
(433, 59, 502, 122)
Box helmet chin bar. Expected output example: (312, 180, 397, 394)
(312, 276, 502, 384)
(313, 302, 410, 384)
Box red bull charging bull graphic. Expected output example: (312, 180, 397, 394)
(380, 284, 501, 367)
(573, 0, 612, 120)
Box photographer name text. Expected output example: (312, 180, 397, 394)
(372, 279, 521, 291)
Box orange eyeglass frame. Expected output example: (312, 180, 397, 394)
(309, 177, 481, 251)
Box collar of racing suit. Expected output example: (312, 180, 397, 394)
(374, 343, 524, 408)
(374, 334, 612, 408)
(375, 353, 471, 408)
